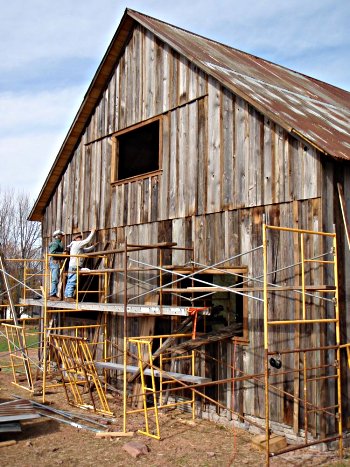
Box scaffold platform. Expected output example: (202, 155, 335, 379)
(20, 298, 210, 317)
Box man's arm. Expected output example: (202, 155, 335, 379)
(83, 244, 96, 253)
(78, 229, 96, 248)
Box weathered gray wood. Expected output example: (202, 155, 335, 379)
(177, 105, 188, 218)
(187, 101, 198, 216)
(207, 78, 221, 213)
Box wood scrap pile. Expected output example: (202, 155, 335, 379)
(167, 323, 243, 354)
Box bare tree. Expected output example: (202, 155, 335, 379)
(0, 187, 41, 317)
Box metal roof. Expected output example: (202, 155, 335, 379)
(129, 9, 350, 160)
(29, 9, 350, 220)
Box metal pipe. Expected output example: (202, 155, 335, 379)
(271, 435, 340, 457)
(333, 233, 343, 458)
(265, 224, 335, 237)
(123, 236, 128, 433)
(263, 223, 270, 466)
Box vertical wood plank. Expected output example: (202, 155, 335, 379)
(207, 78, 221, 213)
(197, 97, 208, 215)
(222, 89, 234, 210)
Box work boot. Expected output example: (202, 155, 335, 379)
(48, 295, 60, 301)
(64, 297, 75, 303)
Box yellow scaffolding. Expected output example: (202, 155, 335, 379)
(1, 230, 350, 467)
(41, 251, 109, 402)
(50, 333, 113, 415)
(123, 330, 208, 439)
(2, 323, 35, 391)
(263, 223, 344, 465)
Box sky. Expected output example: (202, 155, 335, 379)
(0, 0, 349, 201)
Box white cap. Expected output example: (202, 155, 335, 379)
(53, 229, 65, 237)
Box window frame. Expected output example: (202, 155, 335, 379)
(111, 116, 163, 185)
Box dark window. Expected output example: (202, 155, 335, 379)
(113, 119, 160, 182)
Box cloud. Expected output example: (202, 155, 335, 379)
(0, 86, 84, 137)
(0, 131, 65, 198)
(0, 86, 85, 197)
(1, 0, 349, 197)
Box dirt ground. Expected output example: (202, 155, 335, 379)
(0, 371, 349, 467)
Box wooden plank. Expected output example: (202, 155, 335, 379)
(159, 113, 170, 220)
(337, 182, 350, 250)
(274, 125, 284, 202)
(252, 433, 287, 453)
(128, 30, 136, 125)
(188, 62, 198, 102)
(169, 49, 178, 109)
(162, 44, 170, 112)
(168, 110, 178, 219)
(177, 105, 188, 218)
(107, 72, 116, 134)
(134, 26, 142, 123)
(248, 107, 260, 207)
(197, 97, 208, 215)
(178, 56, 188, 105)
(303, 146, 318, 200)
(114, 64, 120, 131)
(96, 432, 134, 438)
(155, 37, 164, 116)
(172, 218, 185, 265)
(151, 175, 159, 222)
(119, 51, 126, 129)
(235, 97, 248, 208)
(0, 440, 17, 448)
(263, 116, 273, 205)
(17, 305, 200, 320)
(187, 102, 198, 217)
(143, 29, 155, 121)
(72, 147, 80, 231)
(206, 77, 221, 213)
(102, 138, 111, 228)
(222, 89, 234, 210)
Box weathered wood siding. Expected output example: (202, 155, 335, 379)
(40, 24, 343, 431)
(42, 25, 321, 239)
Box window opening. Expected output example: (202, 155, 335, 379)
(112, 119, 161, 182)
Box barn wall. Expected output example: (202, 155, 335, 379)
(40, 25, 339, 430)
(42, 25, 321, 240)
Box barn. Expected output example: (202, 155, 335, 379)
(28, 8, 350, 453)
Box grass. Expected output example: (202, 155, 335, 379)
(0, 326, 40, 353)
(0, 327, 40, 373)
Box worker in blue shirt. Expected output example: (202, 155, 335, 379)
(48, 229, 65, 300)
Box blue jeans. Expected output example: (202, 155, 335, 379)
(49, 260, 60, 296)
(65, 268, 77, 298)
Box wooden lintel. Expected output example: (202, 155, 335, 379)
(85, 242, 178, 257)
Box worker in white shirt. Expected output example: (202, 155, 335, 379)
(64, 229, 96, 302)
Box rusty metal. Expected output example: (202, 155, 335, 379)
(0, 399, 40, 423)
(130, 10, 350, 162)
(263, 224, 344, 463)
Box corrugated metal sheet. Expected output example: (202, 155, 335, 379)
(29, 8, 350, 220)
(129, 9, 350, 161)
(0, 399, 40, 423)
